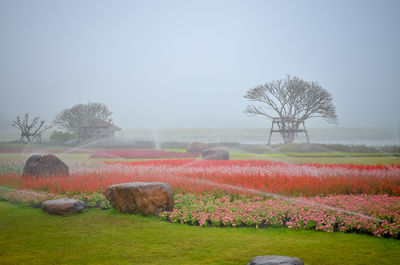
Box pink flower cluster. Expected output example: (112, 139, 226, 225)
(160, 193, 400, 239)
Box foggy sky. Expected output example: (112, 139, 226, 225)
(0, 0, 399, 129)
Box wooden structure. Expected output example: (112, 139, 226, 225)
(77, 119, 121, 143)
(267, 117, 310, 145)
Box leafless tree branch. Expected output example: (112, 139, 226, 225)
(12, 113, 51, 143)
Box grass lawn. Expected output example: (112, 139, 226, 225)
(0, 201, 399, 265)
(1, 151, 399, 166)
(229, 152, 400, 165)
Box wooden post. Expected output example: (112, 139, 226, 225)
(267, 119, 275, 145)
(267, 117, 310, 144)
(302, 121, 310, 143)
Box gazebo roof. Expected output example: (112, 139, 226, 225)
(80, 119, 121, 131)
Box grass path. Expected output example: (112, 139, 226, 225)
(1, 201, 399, 265)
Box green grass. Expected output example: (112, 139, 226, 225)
(1, 151, 399, 165)
(0, 152, 93, 160)
(1, 141, 399, 165)
(163, 148, 188, 153)
(0, 141, 71, 149)
(0, 201, 399, 265)
(229, 152, 400, 165)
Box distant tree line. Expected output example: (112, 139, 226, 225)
(12, 102, 113, 144)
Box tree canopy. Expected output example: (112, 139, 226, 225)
(53, 102, 113, 133)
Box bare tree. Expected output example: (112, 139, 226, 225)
(12, 113, 51, 143)
(53, 102, 113, 133)
(244, 75, 337, 144)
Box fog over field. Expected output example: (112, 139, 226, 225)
(2, 4, 400, 261)
(0, 0, 399, 145)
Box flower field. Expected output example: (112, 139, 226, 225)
(0, 158, 399, 238)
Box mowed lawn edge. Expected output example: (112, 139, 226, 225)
(0, 201, 399, 265)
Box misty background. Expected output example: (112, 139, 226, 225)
(0, 0, 399, 144)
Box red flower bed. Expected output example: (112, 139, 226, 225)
(1, 159, 395, 196)
(104, 159, 400, 196)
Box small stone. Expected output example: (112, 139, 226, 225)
(42, 199, 84, 215)
(247, 255, 304, 265)
(104, 182, 174, 215)
(202, 148, 229, 160)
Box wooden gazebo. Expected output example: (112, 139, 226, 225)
(267, 117, 310, 145)
(77, 119, 121, 143)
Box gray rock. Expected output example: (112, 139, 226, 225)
(187, 141, 207, 153)
(23, 154, 69, 177)
(104, 182, 174, 215)
(42, 199, 84, 215)
(247, 255, 304, 265)
(202, 148, 229, 160)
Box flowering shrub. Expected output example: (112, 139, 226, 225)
(70, 192, 111, 209)
(160, 193, 400, 239)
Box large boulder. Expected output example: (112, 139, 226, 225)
(23, 154, 69, 177)
(104, 182, 174, 215)
(202, 147, 229, 160)
(187, 141, 207, 153)
(42, 198, 84, 215)
(247, 255, 304, 265)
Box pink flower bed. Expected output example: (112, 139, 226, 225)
(160, 193, 400, 239)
